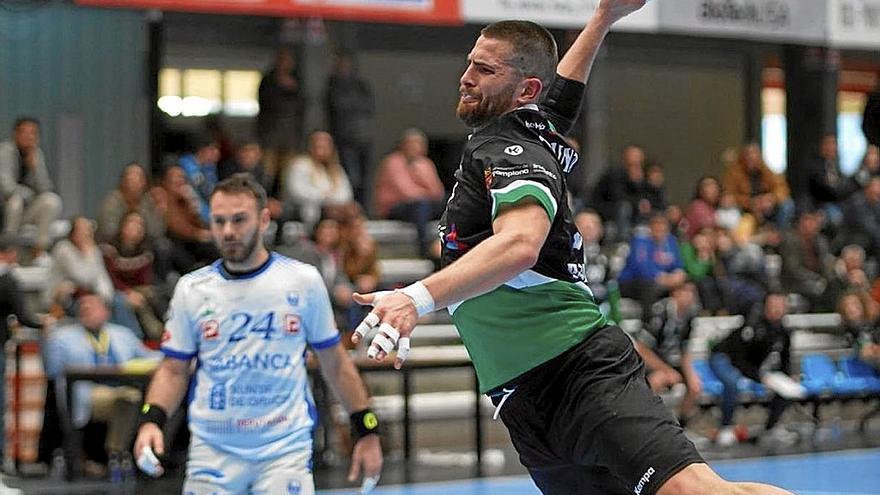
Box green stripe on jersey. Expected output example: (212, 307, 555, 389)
(452, 280, 606, 393)
(491, 182, 557, 221)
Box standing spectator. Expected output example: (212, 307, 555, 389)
(804, 134, 858, 229)
(634, 282, 702, 425)
(684, 176, 720, 239)
(709, 293, 797, 447)
(219, 141, 282, 219)
(618, 213, 687, 316)
(853, 144, 879, 189)
(723, 143, 793, 229)
(780, 210, 834, 311)
(0, 117, 62, 259)
(284, 131, 358, 228)
(152, 166, 219, 273)
(97, 162, 165, 243)
(593, 145, 645, 242)
(178, 135, 221, 223)
(257, 47, 304, 184)
(326, 51, 375, 204)
(100, 212, 165, 340)
(374, 129, 446, 258)
(841, 175, 880, 260)
(43, 293, 160, 473)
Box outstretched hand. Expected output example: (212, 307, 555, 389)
(597, 0, 648, 24)
(352, 290, 419, 369)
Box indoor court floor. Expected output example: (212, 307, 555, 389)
(317, 449, 880, 495)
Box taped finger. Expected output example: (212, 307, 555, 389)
(377, 322, 400, 342)
(396, 337, 411, 363)
(354, 313, 380, 340)
(372, 332, 396, 354)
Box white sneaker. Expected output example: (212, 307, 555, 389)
(761, 425, 799, 447)
(716, 426, 738, 447)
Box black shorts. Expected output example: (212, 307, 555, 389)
(489, 326, 703, 495)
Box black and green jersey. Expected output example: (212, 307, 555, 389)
(440, 75, 607, 393)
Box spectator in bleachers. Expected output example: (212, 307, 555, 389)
(681, 228, 729, 315)
(374, 128, 446, 258)
(714, 228, 767, 315)
(635, 161, 668, 223)
(48, 216, 144, 335)
(575, 209, 612, 302)
(709, 292, 796, 447)
(312, 218, 354, 328)
(841, 175, 880, 260)
(204, 114, 234, 166)
(723, 143, 794, 229)
(219, 141, 283, 219)
(838, 291, 880, 370)
(804, 134, 858, 230)
(780, 209, 834, 311)
(593, 145, 645, 242)
(152, 166, 218, 273)
(715, 191, 743, 233)
(257, 47, 304, 180)
(853, 144, 879, 189)
(283, 130, 358, 228)
(97, 162, 165, 243)
(826, 245, 875, 313)
(341, 213, 380, 333)
(0, 117, 62, 260)
(683, 176, 720, 239)
(43, 293, 160, 474)
(634, 282, 702, 425)
(99, 211, 165, 340)
(325, 51, 375, 204)
(618, 213, 687, 316)
(179, 134, 221, 223)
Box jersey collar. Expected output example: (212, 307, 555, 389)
(214, 252, 276, 280)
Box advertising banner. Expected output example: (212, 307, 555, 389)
(827, 0, 880, 49)
(461, 0, 659, 32)
(75, 0, 462, 25)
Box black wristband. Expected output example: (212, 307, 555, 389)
(350, 409, 380, 440)
(138, 403, 168, 430)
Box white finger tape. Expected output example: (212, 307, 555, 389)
(372, 333, 396, 354)
(354, 313, 380, 339)
(360, 475, 380, 494)
(378, 322, 400, 342)
(136, 446, 164, 478)
(396, 337, 411, 362)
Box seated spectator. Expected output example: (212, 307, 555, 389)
(853, 144, 880, 189)
(841, 175, 880, 260)
(634, 282, 702, 425)
(97, 162, 165, 243)
(43, 293, 160, 474)
(637, 161, 668, 224)
(218, 141, 283, 219)
(715, 191, 743, 233)
(618, 213, 687, 316)
(780, 209, 834, 311)
(100, 211, 165, 340)
(575, 209, 612, 302)
(593, 145, 645, 242)
(683, 176, 721, 239)
(178, 134, 221, 223)
(284, 131, 358, 228)
(709, 292, 796, 447)
(804, 134, 858, 230)
(723, 143, 794, 229)
(341, 213, 380, 332)
(48, 216, 143, 336)
(374, 128, 446, 258)
(838, 291, 880, 370)
(826, 245, 875, 310)
(714, 228, 767, 315)
(152, 166, 218, 273)
(0, 117, 62, 260)
(681, 228, 729, 315)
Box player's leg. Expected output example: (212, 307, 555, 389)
(250, 448, 314, 495)
(183, 436, 251, 495)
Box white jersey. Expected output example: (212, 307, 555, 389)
(161, 253, 340, 461)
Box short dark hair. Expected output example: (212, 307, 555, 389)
(14, 117, 39, 130)
(210, 173, 267, 212)
(480, 21, 558, 95)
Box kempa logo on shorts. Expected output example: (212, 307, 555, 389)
(504, 145, 524, 156)
(634, 467, 655, 495)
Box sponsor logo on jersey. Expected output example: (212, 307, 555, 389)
(209, 383, 227, 410)
(205, 353, 294, 372)
(285, 314, 301, 334)
(525, 121, 546, 130)
(532, 163, 558, 180)
(201, 320, 220, 340)
(288, 481, 302, 495)
(286, 291, 300, 307)
(634, 467, 655, 495)
(504, 145, 524, 156)
(492, 166, 530, 178)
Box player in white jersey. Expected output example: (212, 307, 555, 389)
(133, 174, 382, 494)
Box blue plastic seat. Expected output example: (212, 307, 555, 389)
(801, 354, 840, 396)
(839, 357, 880, 393)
